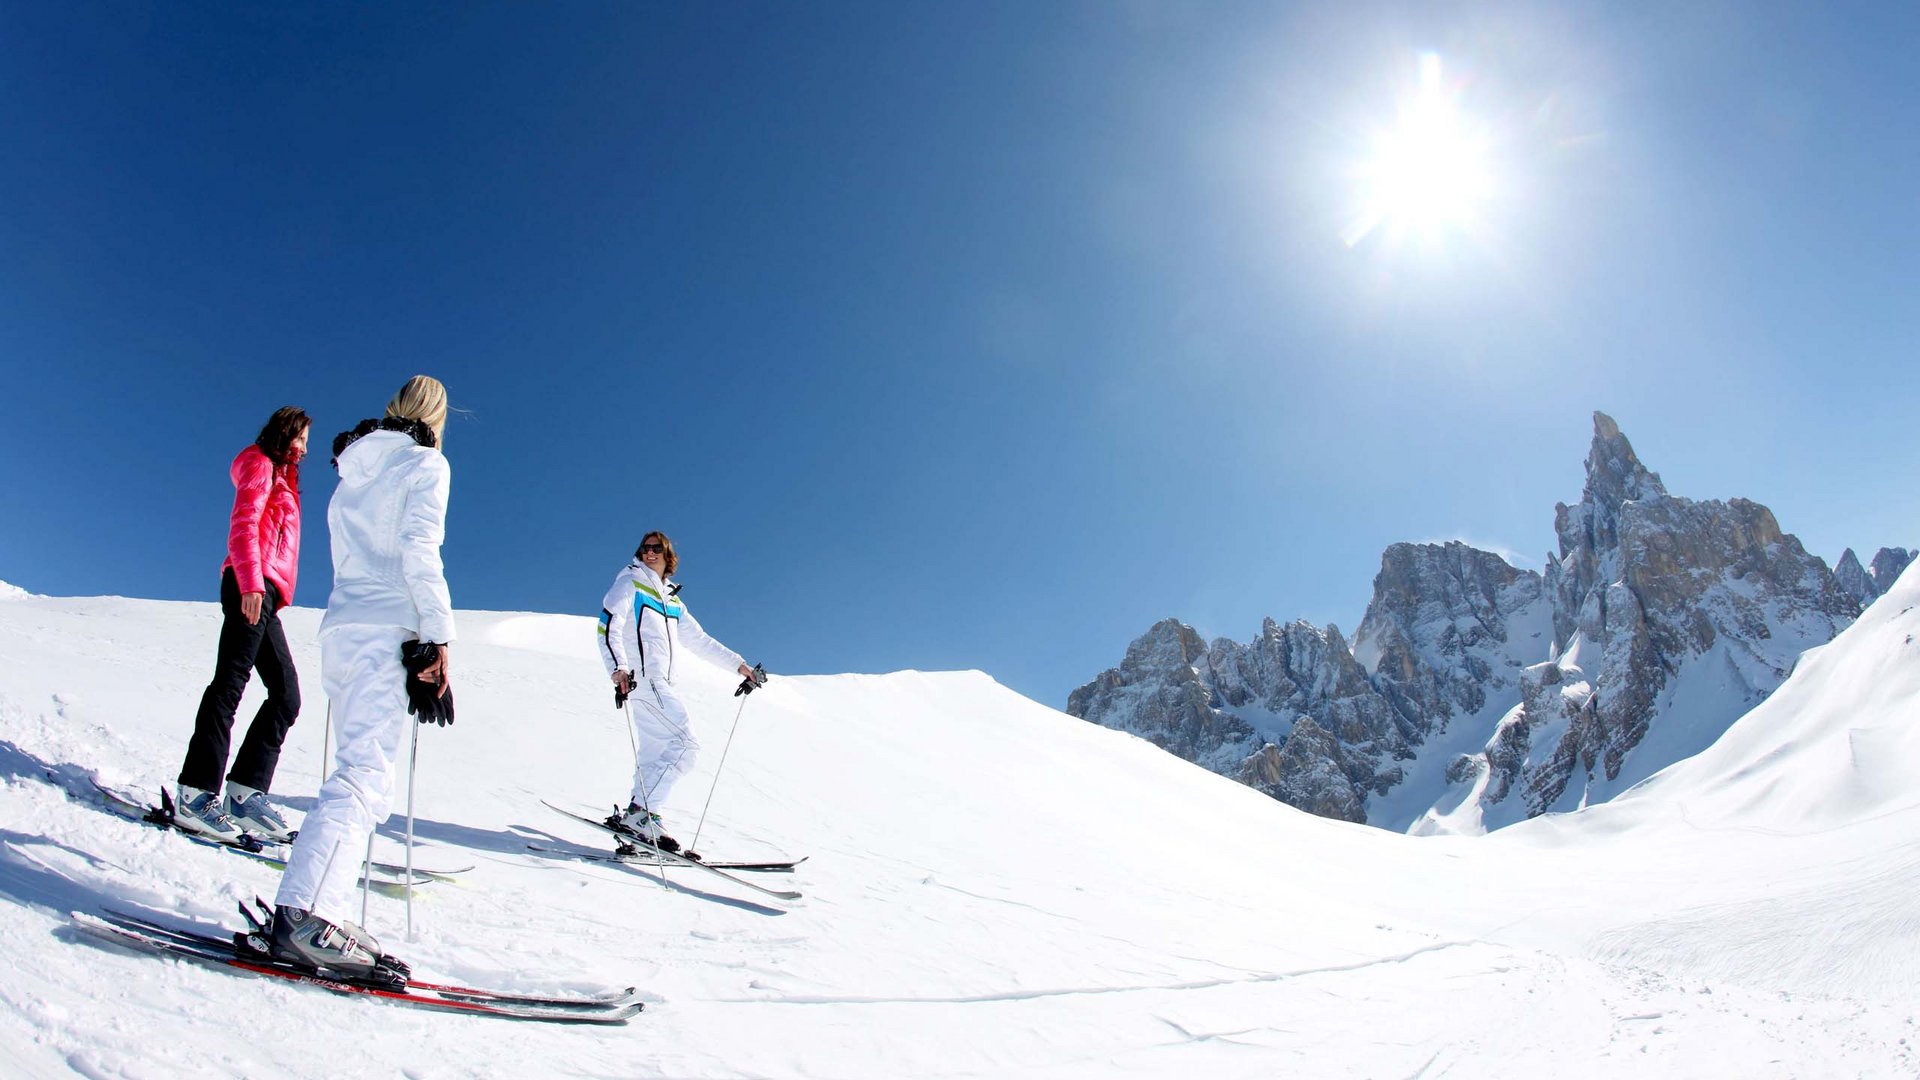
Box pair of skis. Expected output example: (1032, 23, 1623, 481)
(525, 844, 809, 874)
(91, 782, 471, 889)
(70, 793, 799, 1022)
(73, 906, 640, 1024)
(537, 802, 803, 903)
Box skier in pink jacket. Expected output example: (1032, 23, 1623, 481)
(175, 406, 310, 844)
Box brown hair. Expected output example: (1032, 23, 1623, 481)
(635, 531, 678, 576)
(255, 406, 312, 466)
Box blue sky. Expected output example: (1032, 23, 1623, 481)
(2, 2, 1915, 709)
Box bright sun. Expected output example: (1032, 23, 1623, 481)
(1344, 53, 1494, 248)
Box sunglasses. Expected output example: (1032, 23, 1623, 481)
(640, 542, 666, 554)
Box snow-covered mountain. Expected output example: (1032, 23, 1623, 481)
(1428, 413, 1858, 833)
(1, 578, 1917, 1074)
(1071, 412, 1899, 835)
(1066, 544, 1553, 827)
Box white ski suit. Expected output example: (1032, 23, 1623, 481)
(277, 427, 454, 923)
(598, 560, 744, 812)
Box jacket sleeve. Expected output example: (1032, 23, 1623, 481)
(599, 569, 634, 673)
(399, 452, 457, 643)
(677, 602, 745, 673)
(226, 449, 272, 594)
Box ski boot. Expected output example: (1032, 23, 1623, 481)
(607, 803, 685, 855)
(172, 785, 247, 844)
(224, 785, 296, 844)
(240, 898, 409, 989)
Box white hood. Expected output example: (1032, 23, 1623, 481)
(320, 428, 455, 643)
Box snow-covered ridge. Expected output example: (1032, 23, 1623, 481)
(1608, 556, 1920, 831)
(0, 588, 1913, 1075)
(1482, 557, 1920, 997)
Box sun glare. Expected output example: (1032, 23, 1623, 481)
(1344, 53, 1495, 249)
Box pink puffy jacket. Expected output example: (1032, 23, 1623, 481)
(222, 445, 301, 603)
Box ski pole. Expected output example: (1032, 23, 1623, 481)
(359, 832, 374, 928)
(622, 696, 639, 769)
(613, 693, 671, 889)
(689, 692, 752, 856)
(405, 719, 420, 942)
(322, 703, 332, 774)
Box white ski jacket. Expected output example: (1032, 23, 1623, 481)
(318, 427, 456, 644)
(597, 560, 741, 683)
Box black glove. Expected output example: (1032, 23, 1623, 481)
(401, 640, 455, 726)
(734, 662, 767, 697)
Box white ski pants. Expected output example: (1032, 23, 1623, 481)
(276, 625, 413, 923)
(628, 675, 700, 813)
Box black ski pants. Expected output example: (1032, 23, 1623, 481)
(179, 567, 301, 793)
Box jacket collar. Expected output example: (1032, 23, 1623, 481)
(331, 417, 437, 468)
(628, 560, 681, 596)
(240, 443, 301, 488)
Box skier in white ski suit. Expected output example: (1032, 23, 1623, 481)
(273, 377, 453, 966)
(598, 531, 755, 849)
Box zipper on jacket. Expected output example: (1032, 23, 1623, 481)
(631, 571, 680, 682)
(635, 605, 648, 679)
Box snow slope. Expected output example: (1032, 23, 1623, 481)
(1479, 559, 1920, 998)
(0, 580, 1913, 1077)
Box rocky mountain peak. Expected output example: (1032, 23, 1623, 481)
(1835, 547, 1918, 609)
(1550, 412, 1676, 649)
(1124, 618, 1208, 672)
(1361, 542, 1537, 648)
(1070, 410, 1865, 836)
(1870, 548, 1916, 594)
(1582, 410, 1667, 516)
(1835, 549, 1876, 609)
(1464, 424, 1855, 827)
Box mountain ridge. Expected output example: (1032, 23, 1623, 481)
(1069, 411, 1905, 834)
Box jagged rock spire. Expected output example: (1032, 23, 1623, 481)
(1580, 411, 1666, 514)
(1835, 549, 1876, 610)
(1549, 412, 1666, 650)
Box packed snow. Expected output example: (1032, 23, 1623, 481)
(0, 573, 1916, 1077)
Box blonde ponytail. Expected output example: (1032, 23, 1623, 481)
(386, 375, 449, 445)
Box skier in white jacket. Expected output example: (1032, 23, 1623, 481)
(267, 375, 454, 983)
(598, 530, 761, 855)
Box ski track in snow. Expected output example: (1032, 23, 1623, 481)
(709, 940, 1478, 1005)
(0, 584, 1916, 1076)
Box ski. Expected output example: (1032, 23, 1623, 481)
(224, 897, 642, 1011)
(525, 843, 806, 874)
(540, 801, 802, 902)
(75, 909, 641, 1023)
(91, 783, 470, 882)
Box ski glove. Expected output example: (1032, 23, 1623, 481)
(401, 640, 455, 726)
(734, 662, 768, 697)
